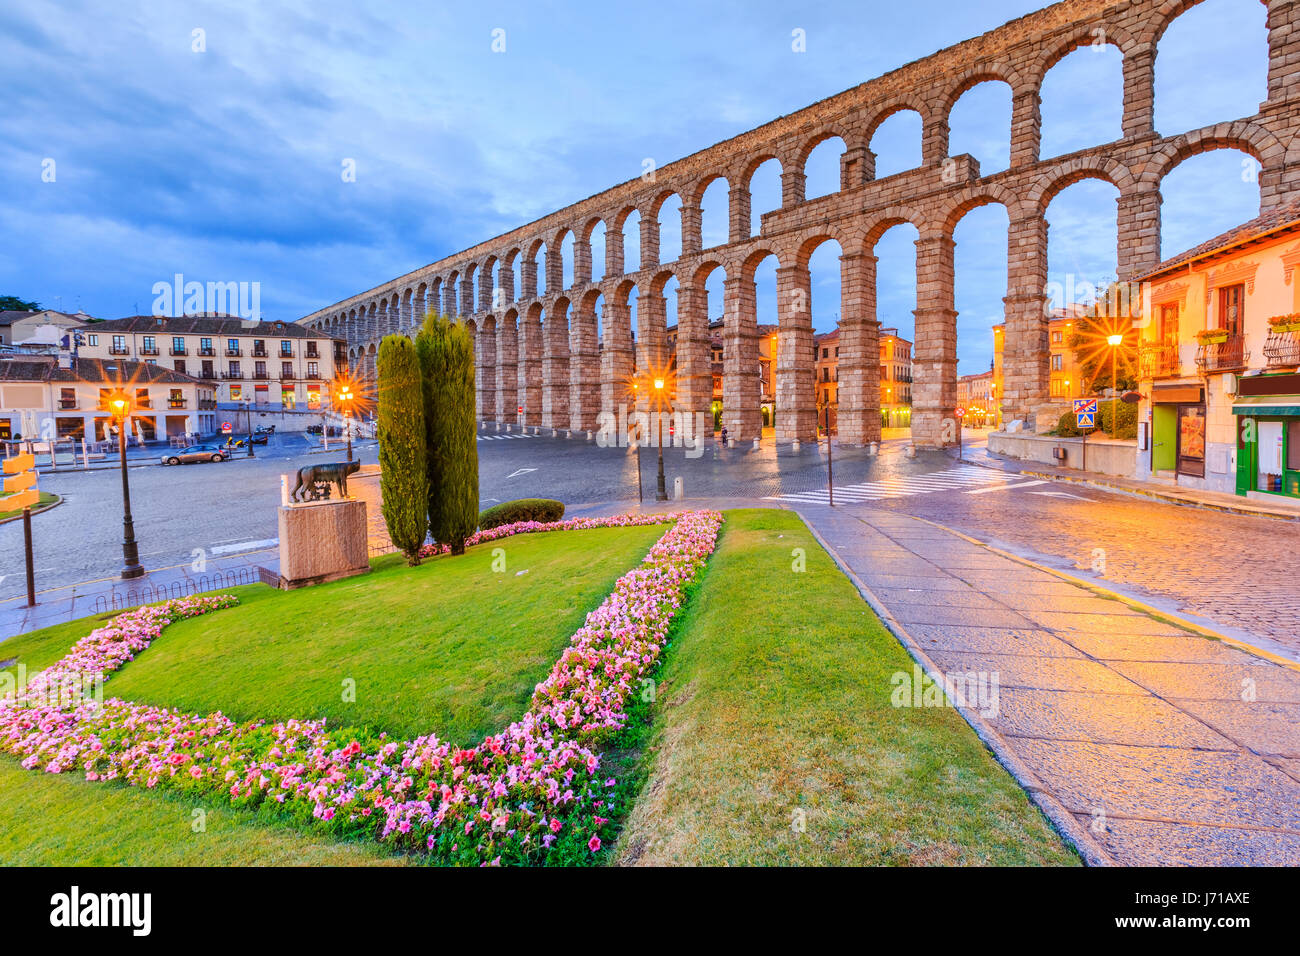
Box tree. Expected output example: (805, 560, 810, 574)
(1066, 283, 1138, 395)
(0, 296, 40, 311)
(377, 335, 428, 566)
(416, 314, 479, 555)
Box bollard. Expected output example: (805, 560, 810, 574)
(752, 437, 759, 450)
(586, 430, 593, 441)
(791, 439, 800, 452)
(673, 476, 684, 500)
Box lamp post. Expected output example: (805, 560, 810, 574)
(653, 377, 668, 502)
(1107, 333, 1123, 436)
(821, 396, 835, 507)
(337, 383, 354, 462)
(243, 395, 255, 458)
(108, 392, 144, 580)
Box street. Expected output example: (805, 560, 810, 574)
(1, 430, 1295, 657)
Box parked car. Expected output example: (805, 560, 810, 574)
(161, 444, 229, 465)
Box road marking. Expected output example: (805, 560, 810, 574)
(964, 479, 1047, 495)
(505, 467, 537, 479)
(1031, 490, 1089, 500)
(210, 537, 278, 555)
(766, 466, 1016, 504)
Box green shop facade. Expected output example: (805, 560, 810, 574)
(1234, 371, 1300, 501)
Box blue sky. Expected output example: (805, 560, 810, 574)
(0, 0, 1270, 374)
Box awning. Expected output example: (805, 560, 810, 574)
(1152, 384, 1203, 404)
(1232, 395, 1300, 416)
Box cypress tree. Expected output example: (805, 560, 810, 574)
(377, 334, 428, 566)
(417, 314, 480, 555)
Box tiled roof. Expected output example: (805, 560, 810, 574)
(87, 314, 341, 340)
(0, 357, 204, 386)
(1140, 196, 1300, 279)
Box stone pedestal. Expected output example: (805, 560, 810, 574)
(277, 498, 369, 589)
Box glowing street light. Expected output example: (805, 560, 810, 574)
(653, 376, 668, 501)
(336, 380, 356, 462)
(107, 389, 144, 579)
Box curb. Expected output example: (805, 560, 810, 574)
(790, 507, 1115, 868)
(0, 494, 63, 526)
(905, 513, 1300, 674)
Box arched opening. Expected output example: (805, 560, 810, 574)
(950, 203, 1010, 429)
(804, 238, 844, 435)
(1159, 147, 1262, 260)
(532, 243, 547, 297)
(1040, 44, 1124, 160)
(947, 81, 1013, 174)
(748, 158, 782, 237)
(560, 230, 575, 290)
(657, 193, 683, 264)
(699, 176, 729, 249)
(803, 136, 847, 201)
(588, 220, 607, 283)
(621, 209, 641, 272)
(873, 222, 920, 432)
(870, 108, 923, 179)
(1155, 0, 1268, 136)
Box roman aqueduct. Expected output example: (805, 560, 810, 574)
(298, 0, 1300, 446)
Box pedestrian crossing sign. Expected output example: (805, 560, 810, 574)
(1074, 398, 1097, 428)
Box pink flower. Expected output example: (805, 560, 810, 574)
(588, 835, 601, 852)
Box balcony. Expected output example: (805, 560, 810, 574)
(1138, 343, 1182, 379)
(59, 400, 78, 410)
(222, 371, 244, 379)
(168, 399, 188, 409)
(198, 347, 216, 357)
(139, 346, 160, 356)
(225, 348, 243, 356)
(1195, 335, 1249, 374)
(305, 348, 319, 359)
(1263, 330, 1300, 369)
(199, 371, 218, 380)
(253, 371, 270, 380)
(279, 351, 294, 360)
(199, 399, 217, 410)
(306, 372, 321, 380)
(109, 346, 130, 356)
(169, 347, 189, 356)
(252, 348, 268, 358)
(136, 399, 153, 409)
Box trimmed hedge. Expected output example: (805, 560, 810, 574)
(478, 498, 565, 531)
(1054, 399, 1137, 440)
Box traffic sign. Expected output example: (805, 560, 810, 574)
(222, 421, 233, 434)
(3, 488, 39, 511)
(1073, 398, 1097, 429)
(3, 453, 35, 474)
(955, 407, 966, 419)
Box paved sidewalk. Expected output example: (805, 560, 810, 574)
(794, 502, 1300, 866)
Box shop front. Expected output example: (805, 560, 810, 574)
(1233, 372, 1300, 503)
(1149, 384, 1205, 479)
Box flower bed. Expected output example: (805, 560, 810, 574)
(0, 510, 723, 865)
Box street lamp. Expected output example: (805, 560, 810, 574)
(243, 394, 255, 458)
(108, 391, 144, 580)
(337, 383, 355, 462)
(653, 376, 668, 502)
(1107, 333, 1123, 436)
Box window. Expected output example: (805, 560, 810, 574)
(227, 338, 239, 352)
(1051, 354, 1063, 371)
(173, 360, 186, 373)
(280, 340, 293, 356)
(1159, 303, 1179, 345)
(168, 388, 184, 408)
(1219, 284, 1244, 336)
(1050, 380, 1063, 397)
(229, 361, 241, 376)
(1289, 420, 1300, 473)
(821, 347, 828, 359)
(86, 333, 98, 346)
(172, 336, 185, 353)
(822, 367, 829, 382)
(282, 388, 296, 409)
(253, 339, 266, 356)
(307, 361, 319, 378)
(200, 337, 213, 355)
(255, 361, 267, 378)
(111, 334, 127, 354)
(307, 388, 321, 409)
(135, 387, 150, 409)
(59, 387, 76, 409)
(281, 361, 293, 379)
(1052, 331, 1063, 344)
(142, 335, 156, 353)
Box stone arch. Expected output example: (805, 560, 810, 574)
(938, 184, 1024, 236)
(739, 245, 784, 283)
(1033, 20, 1140, 81)
(857, 205, 928, 254)
(865, 98, 930, 145)
(1142, 122, 1282, 188)
(1030, 158, 1134, 217)
(792, 124, 862, 172)
(1147, 0, 1213, 48)
(936, 63, 1023, 121)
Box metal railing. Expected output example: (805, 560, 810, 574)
(91, 567, 259, 613)
(1195, 336, 1248, 373)
(1264, 331, 1300, 368)
(1139, 343, 1181, 379)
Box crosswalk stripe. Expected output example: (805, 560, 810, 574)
(767, 467, 1020, 504)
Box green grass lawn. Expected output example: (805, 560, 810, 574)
(0, 759, 410, 866)
(102, 523, 666, 743)
(612, 509, 1078, 866)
